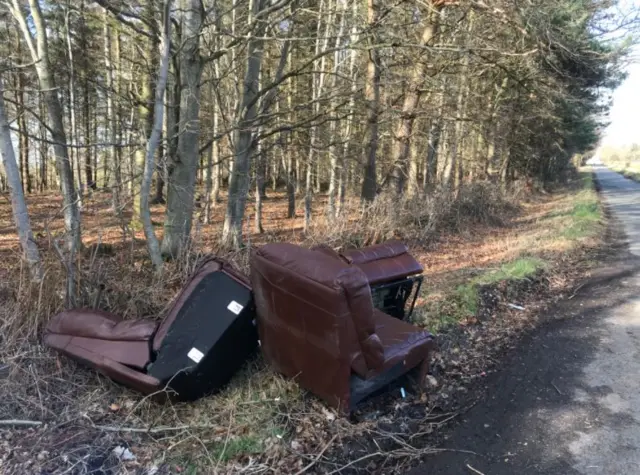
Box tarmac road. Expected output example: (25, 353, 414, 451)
(411, 166, 640, 475)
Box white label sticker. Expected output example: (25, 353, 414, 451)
(227, 300, 244, 315)
(187, 347, 204, 364)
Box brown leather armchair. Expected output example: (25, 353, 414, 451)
(250, 243, 435, 412)
(313, 240, 424, 319)
(44, 258, 258, 401)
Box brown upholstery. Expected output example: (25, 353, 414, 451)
(44, 257, 255, 399)
(250, 242, 435, 411)
(341, 240, 423, 285)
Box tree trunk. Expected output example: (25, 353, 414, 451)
(17, 71, 31, 194)
(222, 0, 266, 248)
(132, 4, 157, 228)
(152, 89, 168, 206)
(141, 0, 172, 273)
(12, 0, 82, 251)
(65, 8, 82, 198)
(305, 0, 331, 231)
(38, 98, 47, 191)
(203, 73, 220, 225)
(443, 43, 471, 190)
(286, 77, 295, 218)
(255, 147, 266, 234)
(425, 120, 442, 190)
(338, 0, 359, 214)
(361, 0, 381, 202)
(103, 11, 114, 196)
(84, 77, 95, 190)
(390, 4, 443, 195)
(407, 133, 420, 198)
(109, 24, 122, 213)
(0, 78, 43, 282)
(161, 0, 204, 257)
(327, 0, 348, 219)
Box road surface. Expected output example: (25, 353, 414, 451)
(411, 166, 640, 475)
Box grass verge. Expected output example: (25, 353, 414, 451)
(601, 160, 640, 183)
(416, 171, 602, 333)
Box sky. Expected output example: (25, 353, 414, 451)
(601, 0, 640, 148)
(601, 60, 640, 147)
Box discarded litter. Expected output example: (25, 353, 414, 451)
(112, 446, 136, 461)
(400, 387, 407, 398)
(507, 303, 525, 311)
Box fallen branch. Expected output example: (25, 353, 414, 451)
(0, 419, 43, 427)
(467, 463, 486, 475)
(293, 434, 338, 475)
(93, 424, 217, 433)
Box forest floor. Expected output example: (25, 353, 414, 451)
(0, 170, 612, 474)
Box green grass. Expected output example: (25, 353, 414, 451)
(421, 256, 548, 332)
(476, 257, 547, 285)
(560, 174, 601, 240)
(211, 434, 264, 462)
(454, 257, 546, 314)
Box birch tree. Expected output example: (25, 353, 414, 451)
(0, 77, 43, 282)
(141, 0, 172, 272)
(9, 0, 82, 251)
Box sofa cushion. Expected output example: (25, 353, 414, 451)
(46, 309, 157, 342)
(372, 308, 434, 372)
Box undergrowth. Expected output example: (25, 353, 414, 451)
(305, 181, 519, 249)
(0, 174, 604, 474)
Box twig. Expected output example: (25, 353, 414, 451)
(93, 424, 216, 433)
(0, 419, 43, 427)
(216, 407, 235, 469)
(568, 283, 584, 299)
(326, 452, 382, 474)
(466, 464, 486, 475)
(293, 434, 338, 475)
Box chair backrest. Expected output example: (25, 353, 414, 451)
(251, 243, 384, 376)
(152, 257, 250, 351)
(341, 240, 423, 284)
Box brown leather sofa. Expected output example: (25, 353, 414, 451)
(313, 240, 424, 319)
(44, 258, 258, 401)
(250, 243, 435, 412)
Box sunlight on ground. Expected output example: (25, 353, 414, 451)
(415, 172, 603, 331)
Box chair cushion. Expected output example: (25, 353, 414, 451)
(46, 309, 157, 342)
(45, 332, 152, 370)
(44, 309, 156, 370)
(47, 334, 161, 395)
(370, 309, 434, 376)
